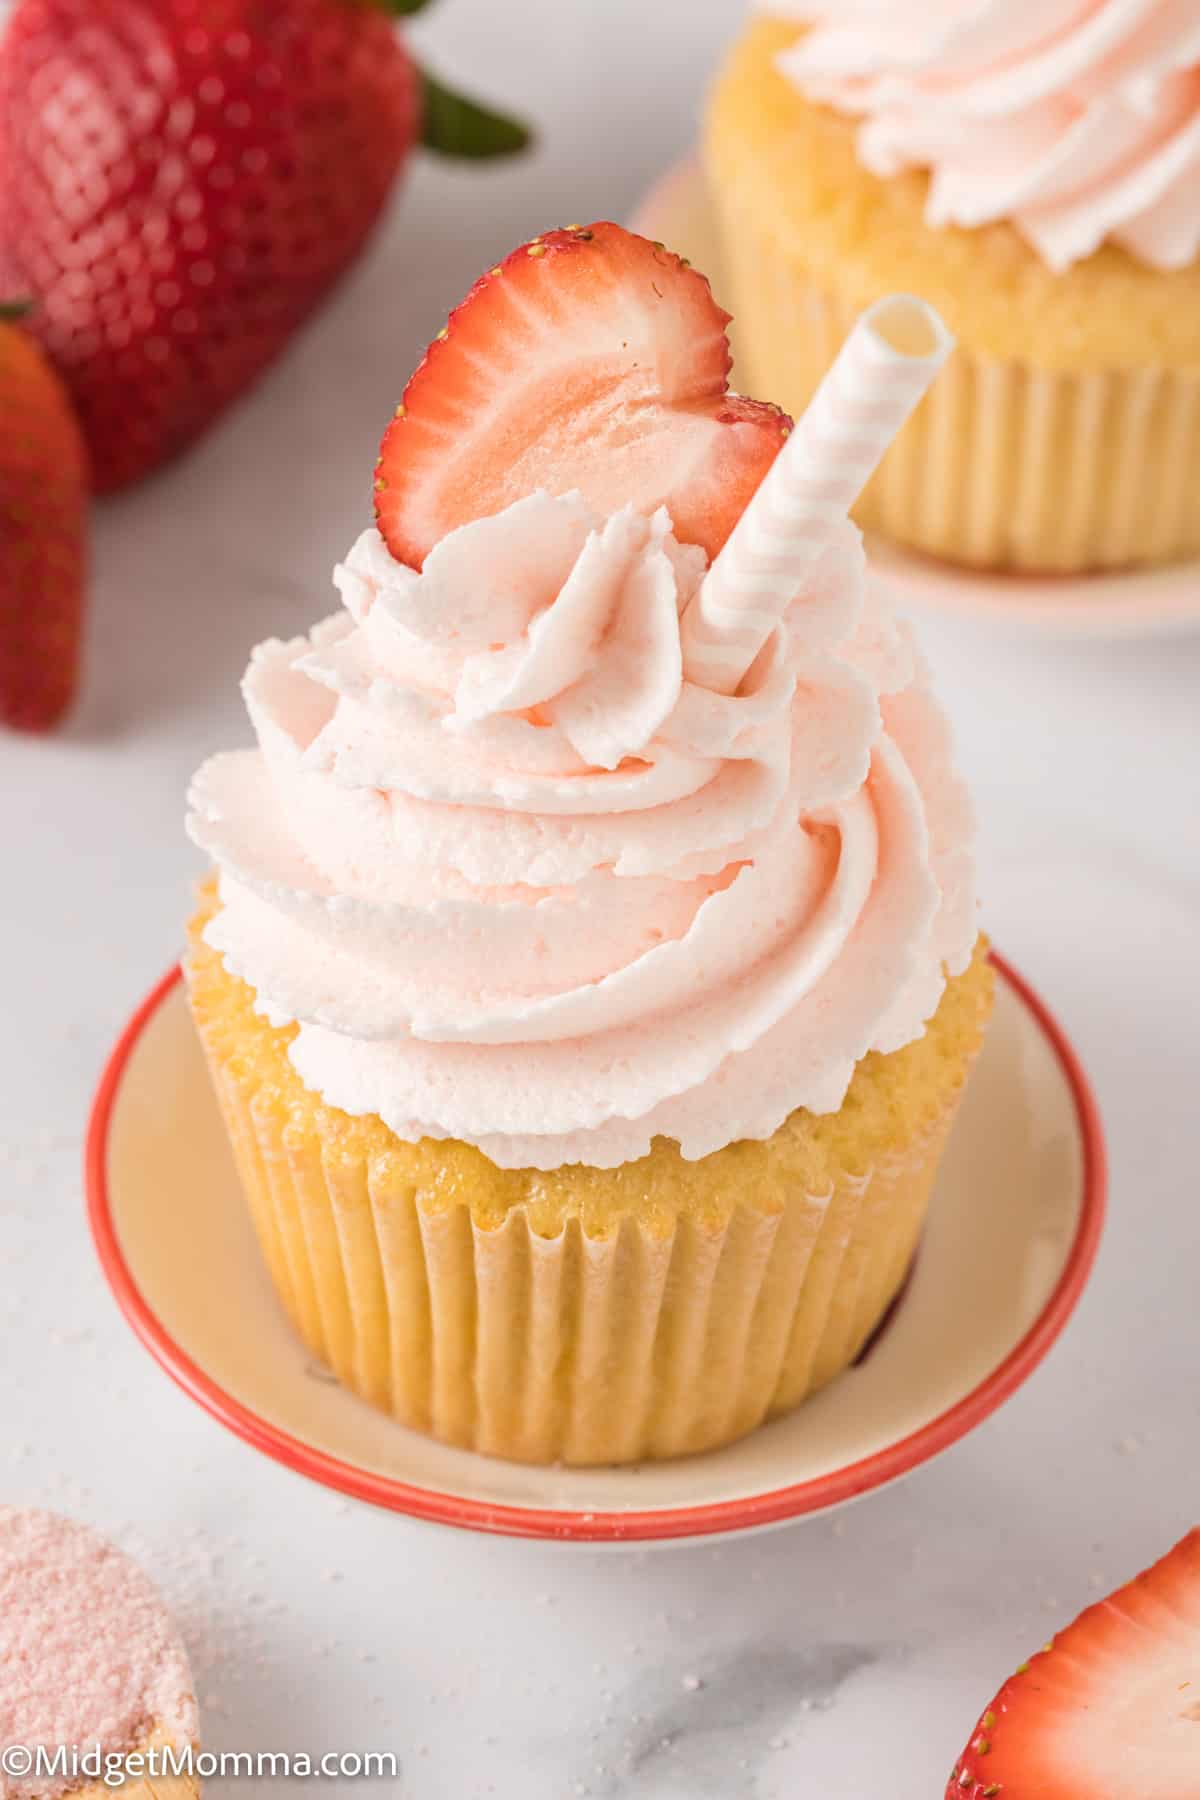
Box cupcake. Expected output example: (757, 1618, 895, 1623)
(707, 10, 1200, 573)
(186, 221, 993, 1466)
(0, 1509, 199, 1800)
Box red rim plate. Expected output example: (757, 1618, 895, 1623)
(86, 953, 1106, 1543)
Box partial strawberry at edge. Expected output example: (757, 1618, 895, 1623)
(374, 222, 792, 569)
(947, 1528, 1200, 1800)
(0, 308, 88, 731)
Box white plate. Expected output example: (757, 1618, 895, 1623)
(632, 156, 1200, 642)
(87, 955, 1103, 1545)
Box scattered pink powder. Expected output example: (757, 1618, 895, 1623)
(0, 1509, 198, 1800)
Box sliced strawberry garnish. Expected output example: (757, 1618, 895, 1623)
(374, 222, 790, 568)
(948, 1529, 1200, 1799)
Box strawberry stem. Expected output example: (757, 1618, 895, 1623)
(370, 0, 437, 13)
(0, 299, 33, 322)
(419, 66, 531, 159)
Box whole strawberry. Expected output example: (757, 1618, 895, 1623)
(0, 303, 89, 730)
(0, 0, 527, 492)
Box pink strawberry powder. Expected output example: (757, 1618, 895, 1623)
(0, 1509, 198, 1799)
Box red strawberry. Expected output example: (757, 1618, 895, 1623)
(0, 302, 89, 730)
(374, 222, 791, 568)
(0, 0, 528, 493)
(948, 1529, 1200, 1799)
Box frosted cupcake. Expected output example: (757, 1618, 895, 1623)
(186, 222, 992, 1466)
(0, 1509, 198, 1800)
(707, 9, 1200, 572)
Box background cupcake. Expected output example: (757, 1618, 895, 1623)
(708, 8, 1200, 573)
(185, 223, 992, 1467)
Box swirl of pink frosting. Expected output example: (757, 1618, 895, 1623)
(188, 492, 976, 1170)
(772, 0, 1200, 271)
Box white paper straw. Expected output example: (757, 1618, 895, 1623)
(680, 295, 954, 694)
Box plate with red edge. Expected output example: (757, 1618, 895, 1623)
(86, 949, 1103, 1545)
(631, 156, 1200, 642)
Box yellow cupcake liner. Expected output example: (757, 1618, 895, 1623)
(715, 190, 1200, 574)
(192, 998, 963, 1466)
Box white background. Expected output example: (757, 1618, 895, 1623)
(1, 0, 1198, 1795)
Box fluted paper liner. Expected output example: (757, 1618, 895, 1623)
(191, 994, 970, 1466)
(715, 204, 1200, 574)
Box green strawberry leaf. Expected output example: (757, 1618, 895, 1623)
(0, 300, 33, 322)
(419, 67, 531, 160)
(373, 0, 438, 15)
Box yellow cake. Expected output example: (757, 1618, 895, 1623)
(185, 221, 992, 1467)
(188, 889, 992, 1466)
(71, 1729, 199, 1800)
(707, 17, 1200, 573)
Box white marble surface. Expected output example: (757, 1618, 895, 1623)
(1, 0, 1199, 1794)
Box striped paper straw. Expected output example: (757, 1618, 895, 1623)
(680, 295, 954, 694)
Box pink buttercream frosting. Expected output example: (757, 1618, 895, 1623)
(0, 1510, 198, 1800)
(188, 492, 977, 1170)
(771, 0, 1200, 271)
